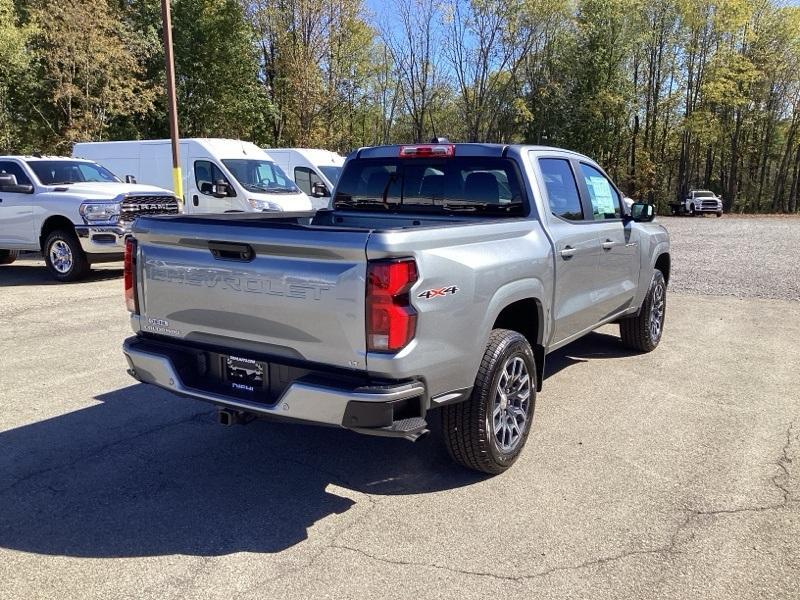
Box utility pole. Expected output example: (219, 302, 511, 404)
(160, 0, 183, 202)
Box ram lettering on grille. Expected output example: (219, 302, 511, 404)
(119, 196, 180, 223)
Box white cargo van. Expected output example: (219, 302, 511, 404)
(266, 149, 345, 209)
(73, 139, 313, 213)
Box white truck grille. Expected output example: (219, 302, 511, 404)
(119, 195, 180, 225)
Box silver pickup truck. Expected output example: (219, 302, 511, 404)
(122, 143, 670, 474)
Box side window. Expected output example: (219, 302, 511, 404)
(194, 160, 230, 196)
(579, 163, 622, 220)
(0, 161, 33, 188)
(539, 158, 583, 221)
(294, 167, 311, 195)
(294, 167, 322, 195)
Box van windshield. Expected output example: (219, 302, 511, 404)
(28, 160, 121, 185)
(222, 159, 300, 194)
(333, 157, 526, 216)
(318, 165, 342, 184)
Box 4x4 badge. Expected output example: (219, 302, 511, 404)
(417, 285, 459, 299)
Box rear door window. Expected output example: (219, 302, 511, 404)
(333, 157, 525, 216)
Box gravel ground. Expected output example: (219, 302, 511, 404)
(1, 256, 799, 600)
(660, 215, 800, 301)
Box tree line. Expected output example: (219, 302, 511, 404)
(1, 0, 799, 212)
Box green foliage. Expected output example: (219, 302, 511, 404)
(2, 0, 798, 211)
(173, 0, 269, 141)
(26, 0, 157, 151)
(0, 0, 35, 151)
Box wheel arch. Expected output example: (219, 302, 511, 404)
(39, 215, 77, 252)
(654, 252, 670, 285)
(490, 294, 546, 391)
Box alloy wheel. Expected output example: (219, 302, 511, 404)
(49, 240, 73, 274)
(491, 355, 531, 453)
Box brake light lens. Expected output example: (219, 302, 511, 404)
(398, 144, 455, 158)
(366, 259, 418, 352)
(124, 237, 138, 313)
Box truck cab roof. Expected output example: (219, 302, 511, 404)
(354, 143, 593, 162)
(1, 155, 98, 163)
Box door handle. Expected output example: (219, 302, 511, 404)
(560, 245, 577, 259)
(192, 195, 199, 207)
(601, 239, 616, 250)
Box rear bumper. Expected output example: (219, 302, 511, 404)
(122, 336, 428, 438)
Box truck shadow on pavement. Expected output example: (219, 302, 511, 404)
(0, 331, 635, 559)
(543, 330, 637, 379)
(0, 263, 123, 286)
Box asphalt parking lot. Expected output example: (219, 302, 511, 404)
(1, 215, 798, 600)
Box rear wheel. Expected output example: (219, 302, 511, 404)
(620, 270, 666, 352)
(43, 229, 90, 282)
(442, 329, 536, 474)
(0, 249, 18, 265)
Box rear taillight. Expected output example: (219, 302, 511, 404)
(366, 259, 418, 352)
(398, 144, 455, 158)
(124, 237, 139, 314)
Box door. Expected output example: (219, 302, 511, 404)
(190, 160, 233, 213)
(537, 157, 604, 344)
(0, 161, 36, 247)
(294, 166, 329, 210)
(575, 162, 640, 319)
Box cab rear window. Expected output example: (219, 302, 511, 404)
(333, 157, 526, 216)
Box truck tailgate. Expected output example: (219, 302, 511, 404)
(133, 217, 370, 369)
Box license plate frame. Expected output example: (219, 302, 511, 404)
(222, 354, 268, 393)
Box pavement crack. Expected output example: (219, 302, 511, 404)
(772, 421, 795, 504)
(329, 543, 525, 582)
(0, 410, 213, 496)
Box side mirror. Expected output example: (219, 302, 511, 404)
(311, 181, 329, 198)
(0, 173, 33, 193)
(0, 173, 17, 188)
(630, 202, 655, 223)
(211, 179, 230, 198)
(125, 174, 137, 184)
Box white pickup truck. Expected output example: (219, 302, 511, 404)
(0, 155, 179, 281)
(669, 190, 723, 217)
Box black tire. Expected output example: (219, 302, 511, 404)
(689, 203, 696, 216)
(620, 270, 666, 352)
(716, 211, 722, 218)
(0, 249, 18, 265)
(43, 229, 90, 282)
(441, 329, 537, 475)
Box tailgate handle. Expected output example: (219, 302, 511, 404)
(208, 241, 254, 262)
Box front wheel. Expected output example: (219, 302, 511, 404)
(0, 249, 18, 265)
(620, 270, 666, 352)
(716, 211, 722, 218)
(441, 329, 537, 474)
(43, 229, 90, 282)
